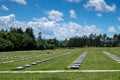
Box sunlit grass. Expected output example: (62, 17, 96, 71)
(0, 48, 120, 80)
(0, 72, 120, 80)
(25, 49, 83, 70)
(80, 48, 120, 70)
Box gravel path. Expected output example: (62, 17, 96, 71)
(0, 70, 120, 73)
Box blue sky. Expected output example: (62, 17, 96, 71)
(0, 0, 120, 40)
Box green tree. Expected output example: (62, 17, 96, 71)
(36, 38, 46, 50)
(0, 38, 14, 51)
(20, 33, 35, 50)
(7, 33, 23, 50)
(25, 27, 36, 49)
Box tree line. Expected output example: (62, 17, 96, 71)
(0, 27, 120, 51)
(61, 34, 120, 48)
(0, 27, 59, 51)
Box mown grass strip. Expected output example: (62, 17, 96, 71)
(80, 48, 120, 70)
(0, 72, 120, 80)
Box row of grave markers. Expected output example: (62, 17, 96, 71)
(0, 53, 55, 64)
(0, 53, 44, 60)
(68, 52, 87, 69)
(0, 54, 21, 60)
(2, 51, 119, 70)
(0, 51, 53, 60)
(12, 52, 71, 70)
(103, 51, 120, 64)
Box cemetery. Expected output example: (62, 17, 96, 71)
(0, 0, 120, 79)
(0, 48, 120, 80)
(0, 48, 120, 71)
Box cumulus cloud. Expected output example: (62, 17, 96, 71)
(67, 0, 81, 3)
(70, 9, 77, 18)
(0, 14, 102, 40)
(108, 26, 116, 32)
(57, 23, 102, 39)
(10, 0, 27, 5)
(33, 17, 48, 22)
(1, 5, 9, 11)
(84, 0, 116, 12)
(46, 10, 63, 22)
(0, 14, 27, 30)
(96, 13, 102, 17)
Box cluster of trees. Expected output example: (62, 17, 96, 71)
(0, 27, 120, 51)
(0, 27, 36, 51)
(0, 27, 59, 51)
(36, 32, 59, 50)
(61, 34, 120, 48)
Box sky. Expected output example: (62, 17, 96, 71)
(0, 0, 120, 40)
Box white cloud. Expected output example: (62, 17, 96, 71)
(10, 0, 27, 5)
(0, 14, 27, 30)
(70, 9, 77, 18)
(1, 5, 9, 11)
(46, 10, 63, 21)
(108, 26, 116, 32)
(84, 0, 116, 12)
(67, 0, 81, 3)
(96, 13, 102, 17)
(0, 14, 102, 40)
(33, 17, 48, 22)
(55, 23, 102, 39)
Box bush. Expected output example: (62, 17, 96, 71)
(0, 38, 14, 51)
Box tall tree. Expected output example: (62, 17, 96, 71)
(25, 27, 35, 40)
(25, 27, 36, 49)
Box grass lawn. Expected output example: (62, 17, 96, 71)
(25, 48, 83, 70)
(107, 47, 120, 56)
(0, 49, 70, 71)
(0, 47, 120, 80)
(80, 48, 120, 70)
(0, 72, 120, 80)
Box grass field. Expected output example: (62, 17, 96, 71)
(0, 47, 120, 80)
(0, 72, 120, 80)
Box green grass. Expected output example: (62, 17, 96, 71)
(80, 48, 120, 70)
(0, 72, 120, 80)
(0, 49, 70, 71)
(0, 48, 120, 80)
(0, 48, 120, 70)
(25, 49, 83, 70)
(0, 50, 47, 62)
(107, 47, 120, 56)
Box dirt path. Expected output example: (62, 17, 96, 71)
(0, 70, 120, 73)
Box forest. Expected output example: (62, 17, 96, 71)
(0, 27, 120, 51)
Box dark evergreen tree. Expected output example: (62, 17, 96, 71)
(25, 27, 36, 49)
